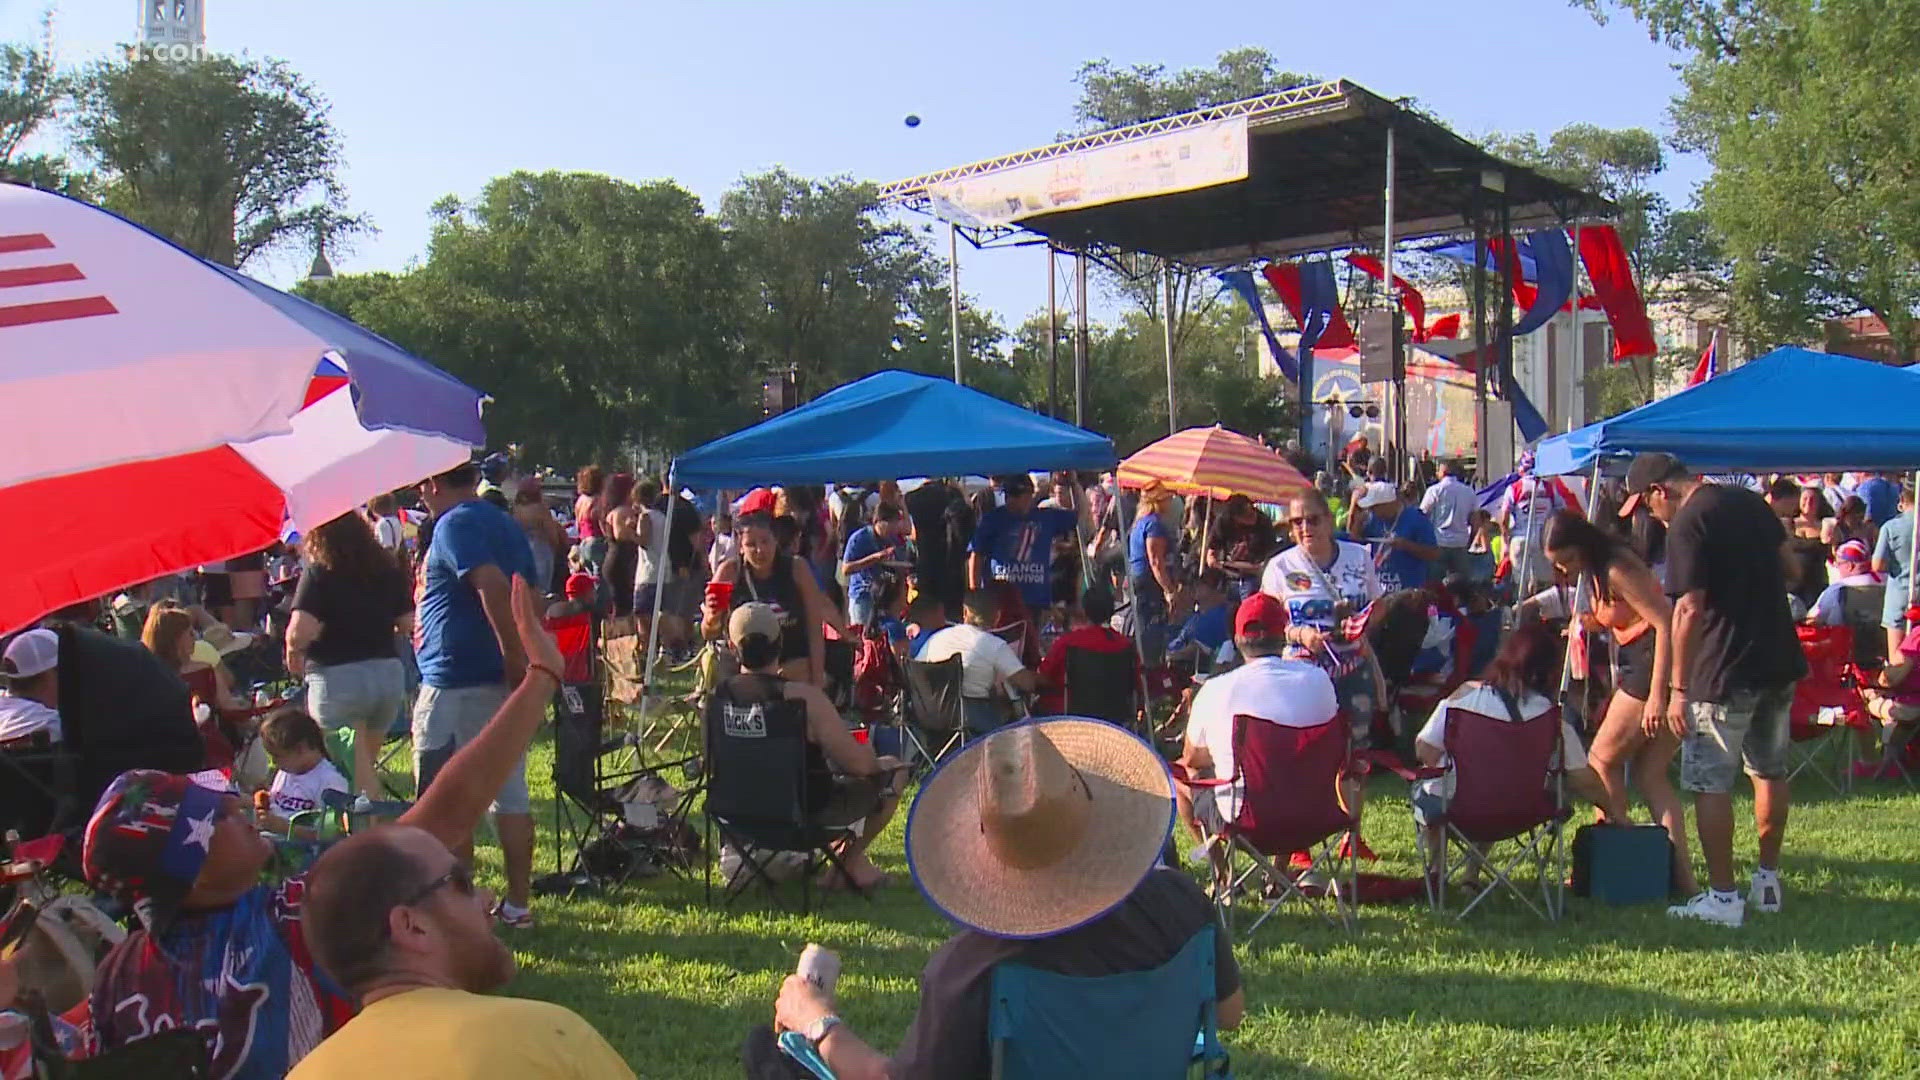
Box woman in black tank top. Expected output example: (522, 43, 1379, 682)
(706, 514, 830, 685)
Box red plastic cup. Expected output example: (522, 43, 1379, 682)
(852, 727, 871, 744)
(705, 580, 734, 610)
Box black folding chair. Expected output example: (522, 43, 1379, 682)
(701, 690, 864, 915)
(902, 656, 968, 772)
(0, 734, 81, 848)
(1842, 584, 1889, 669)
(1063, 646, 1140, 726)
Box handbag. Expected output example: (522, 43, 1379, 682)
(1570, 823, 1674, 906)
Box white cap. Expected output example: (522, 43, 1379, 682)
(1356, 481, 1400, 510)
(3, 628, 59, 680)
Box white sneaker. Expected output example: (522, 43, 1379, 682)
(1667, 890, 1745, 927)
(1750, 868, 1783, 913)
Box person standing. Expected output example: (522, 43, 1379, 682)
(412, 461, 539, 930)
(1872, 484, 1916, 660)
(968, 475, 1079, 641)
(368, 493, 408, 558)
(511, 478, 567, 598)
(1354, 481, 1440, 594)
(1857, 471, 1900, 527)
(1126, 481, 1181, 666)
(1498, 455, 1583, 594)
(1420, 459, 1480, 582)
(599, 473, 640, 617)
(1626, 452, 1806, 928)
(285, 513, 414, 801)
(573, 466, 606, 572)
(841, 503, 910, 629)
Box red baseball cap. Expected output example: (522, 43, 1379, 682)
(1234, 593, 1289, 639)
(737, 488, 777, 516)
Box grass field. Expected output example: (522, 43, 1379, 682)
(462, 732, 1920, 1078)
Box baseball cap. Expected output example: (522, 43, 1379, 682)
(1356, 481, 1399, 510)
(1624, 452, 1689, 495)
(83, 770, 230, 932)
(1234, 593, 1289, 640)
(728, 602, 782, 647)
(2, 628, 58, 680)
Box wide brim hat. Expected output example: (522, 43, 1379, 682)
(906, 717, 1173, 940)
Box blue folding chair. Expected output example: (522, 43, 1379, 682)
(780, 924, 1232, 1079)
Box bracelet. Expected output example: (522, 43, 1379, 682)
(526, 662, 562, 688)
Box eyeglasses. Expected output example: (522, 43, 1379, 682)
(1288, 514, 1329, 529)
(398, 862, 475, 911)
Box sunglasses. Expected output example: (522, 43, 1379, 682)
(388, 862, 477, 927)
(1288, 514, 1329, 529)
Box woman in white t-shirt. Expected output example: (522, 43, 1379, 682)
(1410, 622, 1607, 882)
(1260, 489, 1387, 742)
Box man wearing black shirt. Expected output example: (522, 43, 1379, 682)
(1627, 452, 1806, 928)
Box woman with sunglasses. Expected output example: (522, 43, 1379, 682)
(1259, 489, 1389, 744)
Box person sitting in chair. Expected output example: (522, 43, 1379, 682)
(0, 629, 62, 743)
(758, 717, 1243, 1078)
(904, 594, 950, 660)
(716, 603, 906, 892)
(1033, 587, 1135, 716)
(918, 590, 1037, 734)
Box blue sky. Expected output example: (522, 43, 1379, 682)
(6, 0, 1695, 327)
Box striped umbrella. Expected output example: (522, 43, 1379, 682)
(1117, 425, 1309, 505)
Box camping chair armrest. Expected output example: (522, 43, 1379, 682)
(1352, 748, 1443, 783)
(1167, 762, 1231, 788)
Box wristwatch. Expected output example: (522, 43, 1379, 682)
(805, 1014, 844, 1048)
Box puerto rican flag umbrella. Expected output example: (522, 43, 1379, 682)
(0, 183, 486, 633)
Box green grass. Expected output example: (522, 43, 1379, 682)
(464, 733, 1920, 1078)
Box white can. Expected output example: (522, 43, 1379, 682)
(796, 943, 840, 996)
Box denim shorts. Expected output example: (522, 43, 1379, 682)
(306, 658, 407, 739)
(1679, 684, 1794, 794)
(413, 683, 528, 814)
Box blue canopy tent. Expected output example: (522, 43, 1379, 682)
(641, 370, 1117, 720)
(672, 369, 1116, 488)
(1534, 348, 1920, 476)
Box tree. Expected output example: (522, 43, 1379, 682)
(721, 170, 940, 400)
(299, 171, 746, 465)
(0, 38, 89, 195)
(69, 52, 363, 267)
(1581, 0, 1920, 361)
(1069, 49, 1321, 378)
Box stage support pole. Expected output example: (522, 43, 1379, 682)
(1382, 123, 1402, 482)
(1074, 249, 1090, 427)
(1499, 184, 1516, 470)
(1162, 266, 1178, 435)
(1472, 190, 1489, 483)
(1047, 246, 1060, 419)
(949, 223, 963, 385)
(1569, 223, 1582, 434)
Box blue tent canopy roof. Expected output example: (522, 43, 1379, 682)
(672, 369, 1116, 489)
(1534, 347, 1920, 476)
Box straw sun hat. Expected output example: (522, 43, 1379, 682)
(906, 718, 1173, 940)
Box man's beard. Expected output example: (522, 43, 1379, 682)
(455, 924, 516, 993)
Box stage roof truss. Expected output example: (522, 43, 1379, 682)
(884, 80, 1613, 268)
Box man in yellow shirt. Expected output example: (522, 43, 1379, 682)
(290, 823, 633, 1079)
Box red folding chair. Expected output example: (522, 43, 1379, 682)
(1790, 624, 1871, 793)
(1173, 714, 1358, 936)
(1384, 704, 1571, 921)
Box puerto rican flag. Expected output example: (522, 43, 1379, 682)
(1687, 332, 1718, 387)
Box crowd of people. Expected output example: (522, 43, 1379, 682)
(2, 437, 1915, 1076)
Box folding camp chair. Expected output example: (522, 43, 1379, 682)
(1840, 584, 1889, 669)
(778, 924, 1233, 1080)
(540, 612, 699, 895)
(1062, 645, 1139, 726)
(1789, 624, 1872, 792)
(902, 656, 968, 771)
(1173, 715, 1359, 936)
(701, 689, 866, 915)
(0, 733, 81, 847)
(1385, 705, 1572, 921)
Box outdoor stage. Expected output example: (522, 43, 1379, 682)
(880, 79, 1613, 481)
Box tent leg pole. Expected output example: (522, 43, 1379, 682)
(1075, 250, 1090, 428)
(1909, 471, 1919, 634)
(1163, 267, 1179, 435)
(1047, 245, 1059, 419)
(1472, 191, 1489, 483)
(638, 463, 677, 732)
(950, 224, 964, 385)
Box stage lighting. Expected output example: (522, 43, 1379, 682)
(904, 115, 921, 127)
(1366, 405, 1381, 419)
(1348, 405, 1363, 419)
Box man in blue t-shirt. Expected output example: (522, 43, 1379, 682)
(1355, 481, 1439, 593)
(412, 461, 538, 927)
(1858, 473, 1900, 526)
(841, 503, 911, 628)
(968, 475, 1079, 613)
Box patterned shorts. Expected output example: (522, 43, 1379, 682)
(1679, 684, 1795, 794)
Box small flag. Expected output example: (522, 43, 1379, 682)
(1687, 332, 1718, 387)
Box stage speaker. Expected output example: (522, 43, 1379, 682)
(1356, 308, 1404, 384)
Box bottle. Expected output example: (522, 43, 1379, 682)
(796, 944, 839, 997)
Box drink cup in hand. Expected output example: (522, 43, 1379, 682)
(797, 943, 840, 997)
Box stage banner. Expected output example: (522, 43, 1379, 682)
(926, 116, 1249, 228)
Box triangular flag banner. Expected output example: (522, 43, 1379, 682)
(1577, 225, 1657, 361)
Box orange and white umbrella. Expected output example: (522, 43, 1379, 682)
(1117, 425, 1309, 506)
